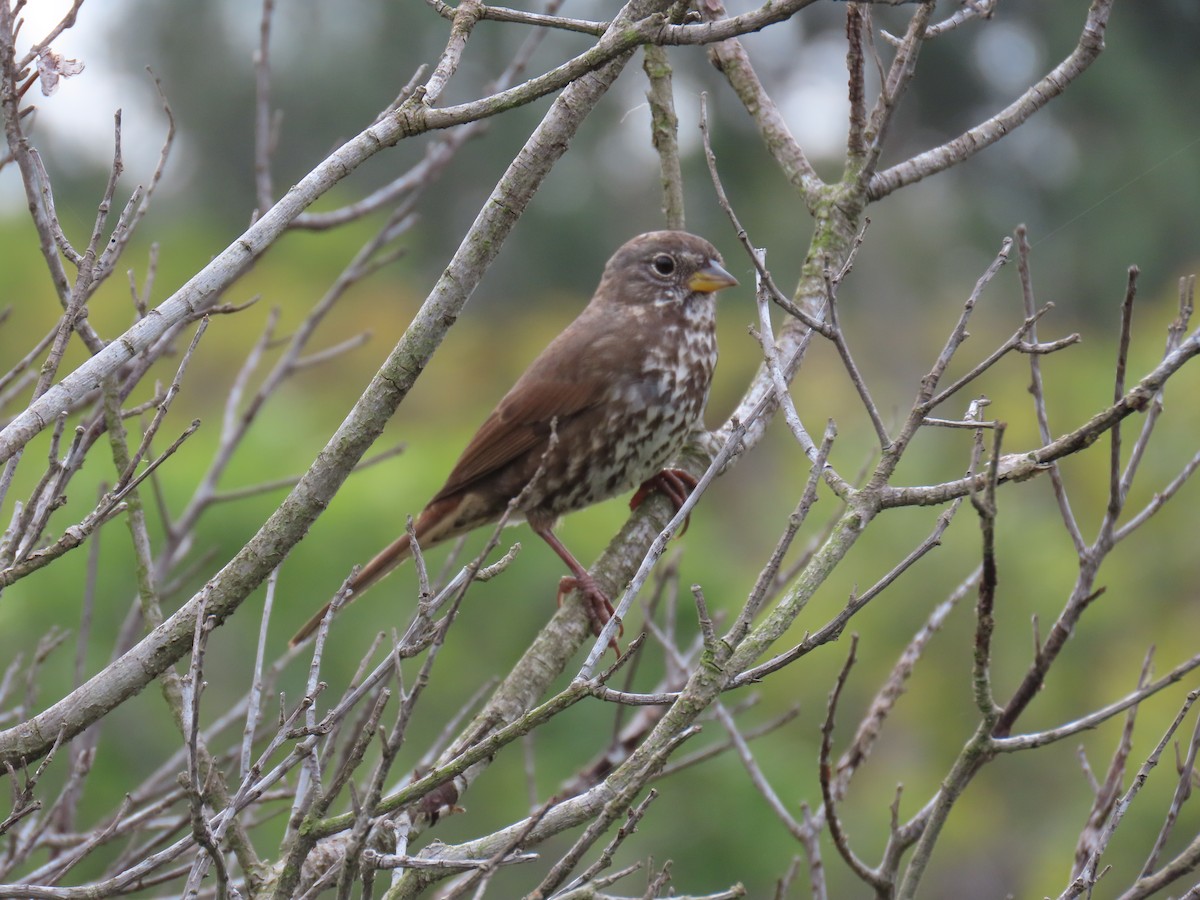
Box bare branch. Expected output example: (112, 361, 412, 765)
(870, 0, 1116, 198)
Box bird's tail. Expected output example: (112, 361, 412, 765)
(350, 530, 416, 594)
(288, 531, 414, 647)
(288, 497, 464, 647)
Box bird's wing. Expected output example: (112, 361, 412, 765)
(430, 316, 621, 501)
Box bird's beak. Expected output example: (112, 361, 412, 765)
(687, 259, 739, 293)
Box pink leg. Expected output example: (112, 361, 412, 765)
(534, 525, 622, 655)
(629, 468, 699, 535)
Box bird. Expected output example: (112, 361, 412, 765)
(290, 231, 738, 648)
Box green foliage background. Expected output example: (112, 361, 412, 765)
(1, 1, 1198, 896)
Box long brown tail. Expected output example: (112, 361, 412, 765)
(288, 496, 470, 647)
(288, 530, 415, 647)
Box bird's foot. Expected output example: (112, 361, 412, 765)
(630, 468, 699, 535)
(557, 573, 622, 656)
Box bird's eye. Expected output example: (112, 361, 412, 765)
(651, 254, 676, 277)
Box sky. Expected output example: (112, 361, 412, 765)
(3, 0, 169, 210)
(4, 0, 1092, 256)
(9, 0, 1054, 206)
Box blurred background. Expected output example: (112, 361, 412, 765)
(2, 0, 1199, 896)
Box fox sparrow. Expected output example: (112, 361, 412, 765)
(291, 231, 737, 647)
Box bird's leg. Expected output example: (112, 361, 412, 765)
(629, 468, 699, 535)
(533, 525, 622, 655)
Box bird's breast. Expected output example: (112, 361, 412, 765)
(530, 306, 717, 519)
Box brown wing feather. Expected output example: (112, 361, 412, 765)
(430, 309, 622, 502)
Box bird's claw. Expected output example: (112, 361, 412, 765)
(630, 468, 699, 535)
(558, 574, 622, 656)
